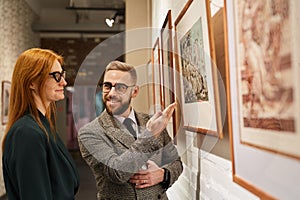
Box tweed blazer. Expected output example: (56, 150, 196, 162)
(78, 110, 183, 200)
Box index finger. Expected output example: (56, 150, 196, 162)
(162, 102, 176, 117)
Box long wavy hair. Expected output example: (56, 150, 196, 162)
(2, 48, 63, 150)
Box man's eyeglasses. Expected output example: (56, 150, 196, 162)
(49, 70, 66, 83)
(101, 82, 135, 94)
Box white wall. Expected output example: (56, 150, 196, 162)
(151, 0, 259, 199)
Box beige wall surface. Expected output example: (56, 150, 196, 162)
(125, 0, 152, 113)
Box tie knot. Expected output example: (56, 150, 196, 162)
(123, 118, 133, 125)
(123, 118, 136, 139)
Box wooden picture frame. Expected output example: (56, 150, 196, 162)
(2, 81, 11, 125)
(228, 0, 300, 198)
(151, 37, 163, 113)
(174, 0, 223, 138)
(160, 10, 177, 138)
(146, 59, 154, 114)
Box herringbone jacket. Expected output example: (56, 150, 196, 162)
(78, 110, 183, 200)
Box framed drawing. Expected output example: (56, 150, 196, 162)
(160, 10, 177, 138)
(151, 37, 163, 113)
(145, 60, 154, 114)
(161, 10, 174, 110)
(228, 0, 300, 198)
(2, 81, 11, 125)
(174, 0, 223, 138)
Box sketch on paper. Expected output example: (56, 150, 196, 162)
(237, 0, 294, 132)
(180, 17, 209, 103)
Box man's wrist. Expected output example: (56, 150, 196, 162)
(161, 168, 170, 189)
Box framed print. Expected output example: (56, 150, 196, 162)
(151, 37, 163, 113)
(228, 0, 300, 198)
(160, 10, 177, 138)
(174, 0, 223, 138)
(2, 81, 11, 125)
(161, 10, 175, 110)
(146, 59, 154, 114)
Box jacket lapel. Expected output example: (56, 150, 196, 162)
(99, 111, 135, 149)
(135, 112, 150, 133)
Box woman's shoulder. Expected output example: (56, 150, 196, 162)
(8, 114, 46, 139)
(12, 113, 38, 127)
(4, 114, 48, 157)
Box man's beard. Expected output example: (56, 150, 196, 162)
(105, 97, 131, 115)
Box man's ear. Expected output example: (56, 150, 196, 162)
(131, 86, 139, 98)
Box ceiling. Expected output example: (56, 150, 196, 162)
(25, 0, 126, 36)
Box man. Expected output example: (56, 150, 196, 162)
(78, 60, 183, 200)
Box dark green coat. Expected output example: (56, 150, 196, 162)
(2, 112, 80, 200)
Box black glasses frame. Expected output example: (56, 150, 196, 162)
(49, 70, 66, 83)
(101, 82, 135, 94)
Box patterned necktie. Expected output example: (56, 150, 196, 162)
(123, 118, 137, 139)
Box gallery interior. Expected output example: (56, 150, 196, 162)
(0, 0, 299, 199)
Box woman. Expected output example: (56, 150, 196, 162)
(2, 48, 80, 199)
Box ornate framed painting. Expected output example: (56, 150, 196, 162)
(228, 0, 300, 198)
(174, 0, 223, 138)
(2, 81, 11, 125)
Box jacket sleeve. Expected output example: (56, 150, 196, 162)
(160, 130, 183, 188)
(8, 126, 52, 200)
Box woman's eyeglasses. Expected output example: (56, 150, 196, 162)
(100, 82, 135, 94)
(49, 70, 66, 83)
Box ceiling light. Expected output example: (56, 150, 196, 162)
(105, 12, 118, 27)
(105, 18, 115, 27)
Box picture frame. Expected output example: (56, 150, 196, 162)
(228, 0, 300, 198)
(161, 9, 174, 110)
(160, 10, 177, 138)
(2, 81, 11, 125)
(151, 37, 163, 113)
(145, 59, 154, 114)
(174, 0, 223, 138)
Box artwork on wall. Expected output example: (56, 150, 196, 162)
(151, 37, 163, 113)
(174, 0, 223, 138)
(146, 60, 154, 114)
(2, 81, 11, 125)
(229, 0, 300, 198)
(161, 10, 174, 110)
(233, 0, 300, 161)
(160, 10, 177, 138)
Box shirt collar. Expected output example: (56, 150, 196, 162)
(114, 108, 137, 125)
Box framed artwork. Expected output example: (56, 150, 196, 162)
(146, 60, 154, 114)
(174, 0, 223, 138)
(229, 0, 300, 198)
(2, 81, 11, 125)
(160, 10, 177, 138)
(151, 37, 163, 113)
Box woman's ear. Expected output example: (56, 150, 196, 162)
(29, 82, 37, 91)
(131, 86, 139, 98)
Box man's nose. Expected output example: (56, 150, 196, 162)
(107, 86, 117, 95)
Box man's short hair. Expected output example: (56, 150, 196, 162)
(105, 61, 137, 83)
